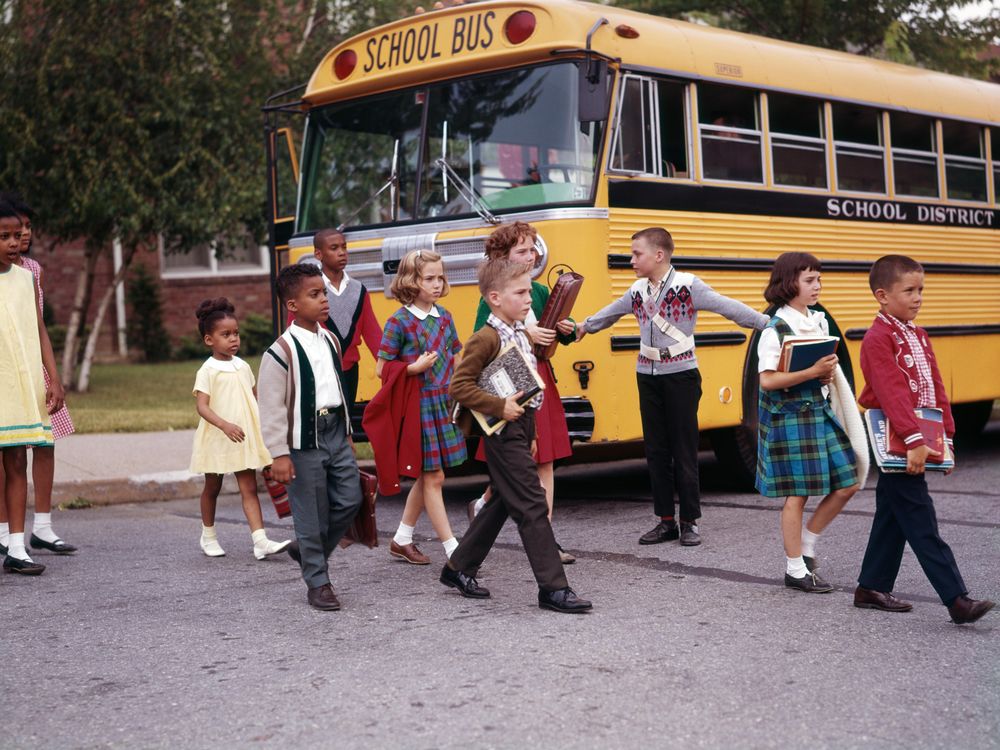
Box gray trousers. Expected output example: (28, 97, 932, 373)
(287, 412, 362, 589)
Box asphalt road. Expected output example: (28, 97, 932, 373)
(4, 428, 999, 749)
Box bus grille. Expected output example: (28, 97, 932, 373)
(563, 397, 594, 442)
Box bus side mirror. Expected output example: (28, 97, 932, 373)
(578, 59, 610, 123)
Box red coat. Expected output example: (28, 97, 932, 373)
(858, 313, 954, 449)
(361, 359, 422, 495)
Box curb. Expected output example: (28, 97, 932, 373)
(48, 460, 378, 508)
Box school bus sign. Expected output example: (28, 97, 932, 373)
(305, 5, 561, 102)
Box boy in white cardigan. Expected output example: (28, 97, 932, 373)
(258, 263, 361, 611)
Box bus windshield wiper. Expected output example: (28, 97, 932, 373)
(435, 157, 500, 225)
(336, 140, 400, 231)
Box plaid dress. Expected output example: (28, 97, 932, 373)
(378, 305, 467, 471)
(755, 317, 856, 497)
(22, 256, 75, 440)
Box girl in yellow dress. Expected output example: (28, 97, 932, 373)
(0, 201, 64, 575)
(189, 298, 291, 560)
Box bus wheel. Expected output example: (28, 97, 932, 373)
(709, 426, 757, 490)
(953, 399, 995, 442)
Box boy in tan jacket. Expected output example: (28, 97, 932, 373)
(446, 259, 592, 614)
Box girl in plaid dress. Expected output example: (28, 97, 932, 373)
(0, 194, 77, 557)
(756, 252, 859, 594)
(376, 250, 466, 564)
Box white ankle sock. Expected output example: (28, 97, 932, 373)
(393, 523, 415, 546)
(473, 496, 486, 514)
(786, 556, 808, 578)
(32, 512, 60, 543)
(7, 532, 31, 561)
(202, 524, 218, 539)
(442, 537, 459, 558)
(801, 529, 819, 558)
(251, 529, 268, 544)
(0, 522, 9, 546)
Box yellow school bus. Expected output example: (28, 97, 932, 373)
(264, 0, 1000, 477)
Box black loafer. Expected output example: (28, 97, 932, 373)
(638, 521, 679, 545)
(0, 541, 6, 556)
(784, 571, 834, 593)
(439, 565, 490, 598)
(679, 522, 701, 546)
(3, 555, 46, 576)
(286, 540, 302, 564)
(538, 587, 592, 613)
(29, 534, 77, 555)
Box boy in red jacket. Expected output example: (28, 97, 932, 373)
(855, 255, 993, 624)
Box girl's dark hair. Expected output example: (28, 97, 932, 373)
(0, 192, 33, 219)
(764, 252, 822, 306)
(0, 200, 20, 221)
(195, 297, 236, 337)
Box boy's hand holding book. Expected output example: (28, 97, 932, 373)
(907, 444, 941, 475)
(502, 391, 525, 422)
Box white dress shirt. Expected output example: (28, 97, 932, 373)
(288, 324, 342, 409)
(757, 304, 831, 397)
(323, 271, 350, 297)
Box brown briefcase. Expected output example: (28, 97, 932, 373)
(343, 469, 379, 548)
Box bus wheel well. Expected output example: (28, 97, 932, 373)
(953, 399, 994, 443)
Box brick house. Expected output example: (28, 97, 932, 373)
(35, 234, 274, 360)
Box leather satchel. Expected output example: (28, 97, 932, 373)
(343, 469, 379, 548)
(534, 271, 584, 360)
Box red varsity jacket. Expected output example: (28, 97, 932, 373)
(858, 313, 955, 449)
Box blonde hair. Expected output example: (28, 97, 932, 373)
(477, 258, 534, 298)
(390, 249, 449, 305)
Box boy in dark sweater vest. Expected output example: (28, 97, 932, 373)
(855, 255, 993, 624)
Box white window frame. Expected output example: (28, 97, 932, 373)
(608, 74, 692, 180)
(697, 85, 765, 185)
(159, 235, 270, 280)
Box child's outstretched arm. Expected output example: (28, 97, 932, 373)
(576, 291, 633, 341)
(692, 278, 769, 330)
(195, 391, 245, 442)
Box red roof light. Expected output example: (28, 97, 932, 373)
(504, 10, 536, 45)
(333, 50, 357, 80)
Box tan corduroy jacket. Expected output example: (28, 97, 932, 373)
(448, 325, 506, 437)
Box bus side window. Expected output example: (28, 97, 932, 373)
(992, 127, 1000, 204)
(890, 112, 939, 198)
(656, 81, 688, 178)
(768, 93, 826, 189)
(832, 103, 885, 194)
(942, 120, 987, 202)
(611, 77, 655, 173)
(697, 83, 763, 183)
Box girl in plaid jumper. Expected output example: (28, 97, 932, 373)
(756, 252, 859, 594)
(375, 250, 466, 564)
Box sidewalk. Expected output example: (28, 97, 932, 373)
(32, 430, 374, 506)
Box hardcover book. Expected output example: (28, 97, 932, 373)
(778, 335, 839, 389)
(864, 407, 953, 472)
(887, 408, 948, 464)
(472, 343, 545, 436)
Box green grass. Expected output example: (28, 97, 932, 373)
(65, 356, 377, 459)
(68, 356, 262, 434)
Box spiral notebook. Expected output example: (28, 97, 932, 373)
(472, 343, 545, 436)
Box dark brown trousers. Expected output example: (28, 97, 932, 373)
(450, 410, 568, 592)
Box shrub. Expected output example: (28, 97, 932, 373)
(126, 264, 171, 362)
(239, 312, 273, 356)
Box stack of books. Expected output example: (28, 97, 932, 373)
(472, 343, 545, 436)
(864, 407, 954, 472)
(777, 335, 839, 388)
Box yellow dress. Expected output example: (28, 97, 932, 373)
(189, 356, 272, 474)
(0, 265, 52, 448)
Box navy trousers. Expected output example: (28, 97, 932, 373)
(858, 471, 967, 606)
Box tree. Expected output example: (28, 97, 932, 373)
(611, 0, 1000, 79)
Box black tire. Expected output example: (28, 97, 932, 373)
(709, 425, 757, 490)
(952, 400, 994, 442)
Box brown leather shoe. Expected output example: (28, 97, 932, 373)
(390, 540, 431, 565)
(948, 596, 995, 624)
(307, 583, 341, 611)
(853, 586, 913, 612)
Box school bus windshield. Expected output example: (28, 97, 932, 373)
(298, 61, 604, 231)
